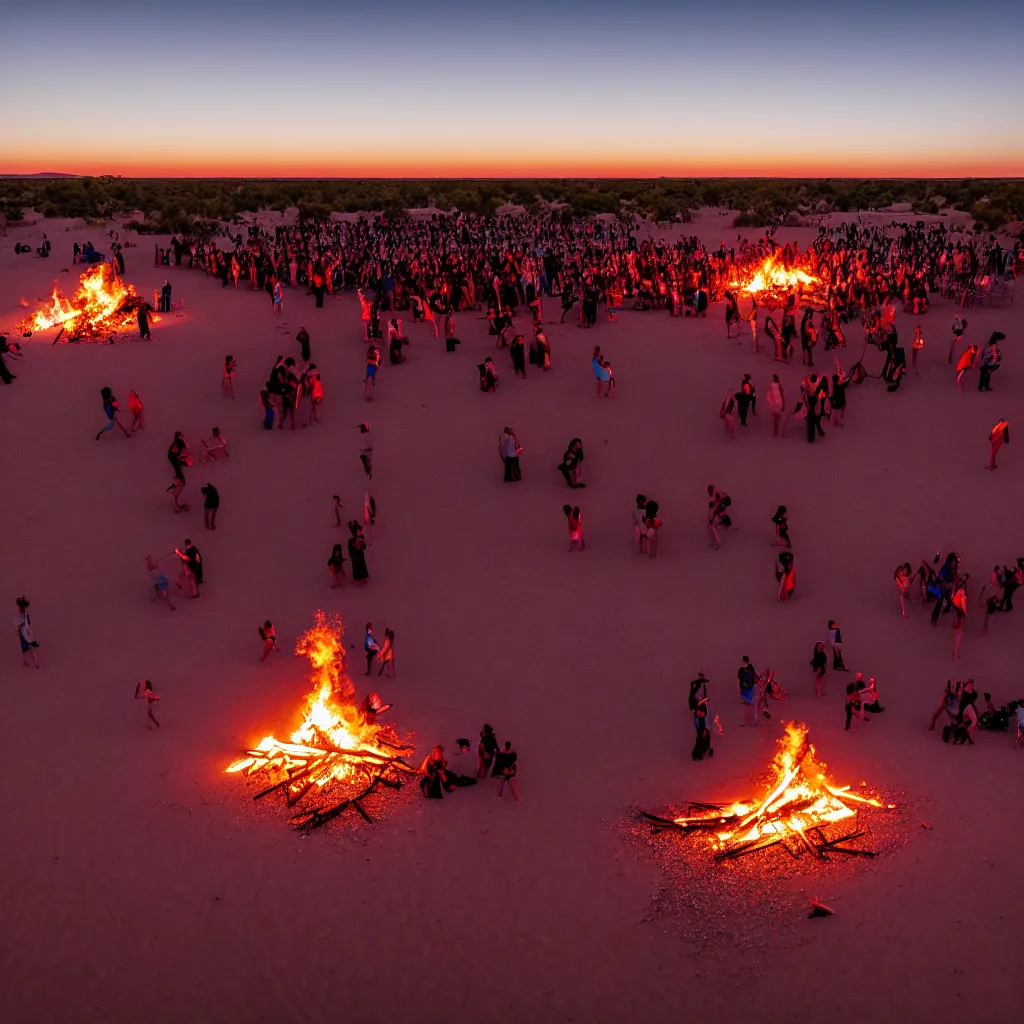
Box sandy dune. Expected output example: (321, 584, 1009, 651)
(1, 208, 1021, 1024)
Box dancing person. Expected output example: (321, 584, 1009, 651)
(364, 343, 380, 401)
(720, 389, 737, 440)
(477, 724, 499, 778)
(95, 387, 131, 440)
(952, 583, 967, 660)
(146, 555, 176, 611)
(766, 374, 785, 437)
(377, 627, 395, 677)
(494, 741, 522, 803)
(363, 623, 380, 675)
(895, 562, 912, 617)
(327, 544, 346, 587)
(689, 678, 715, 761)
(564, 504, 585, 551)
(777, 551, 795, 601)
(828, 620, 847, 671)
(128, 390, 145, 433)
(134, 679, 161, 729)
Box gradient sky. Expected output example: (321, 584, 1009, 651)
(3, 0, 1023, 177)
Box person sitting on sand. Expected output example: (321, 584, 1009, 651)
(202, 427, 229, 461)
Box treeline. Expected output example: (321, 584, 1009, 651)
(2, 177, 1023, 232)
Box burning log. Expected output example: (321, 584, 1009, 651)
(643, 722, 895, 864)
(729, 253, 828, 311)
(226, 613, 415, 829)
(17, 263, 159, 342)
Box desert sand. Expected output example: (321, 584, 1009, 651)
(1, 207, 1022, 1024)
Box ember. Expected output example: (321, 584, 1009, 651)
(643, 722, 895, 862)
(17, 264, 157, 341)
(730, 253, 823, 309)
(226, 612, 415, 829)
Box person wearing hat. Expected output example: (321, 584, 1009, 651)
(14, 596, 39, 668)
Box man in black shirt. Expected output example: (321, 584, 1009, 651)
(201, 484, 220, 531)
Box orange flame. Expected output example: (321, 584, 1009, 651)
(731, 253, 819, 301)
(17, 264, 157, 339)
(226, 613, 400, 792)
(674, 722, 890, 851)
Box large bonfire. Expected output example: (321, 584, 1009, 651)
(18, 264, 156, 341)
(644, 722, 894, 862)
(730, 253, 825, 309)
(227, 613, 415, 829)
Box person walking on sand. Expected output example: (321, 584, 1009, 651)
(952, 583, 967, 660)
(14, 596, 39, 668)
(377, 627, 395, 677)
(771, 506, 790, 548)
(146, 555, 176, 611)
(564, 504, 585, 551)
(95, 387, 131, 440)
(134, 679, 161, 729)
(477, 724, 500, 778)
(777, 551, 795, 601)
(259, 620, 279, 663)
(327, 543, 346, 587)
(720, 389, 737, 440)
(737, 657, 758, 727)
(363, 343, 380, 401)
(895, 562, 912, 617)
(828, 620, 847, 671)
(201, 484, 219, 530)
(494, 741, 522, 803)
(356, 422, 374, 480)
(364, 622, 380, 675)
(166, 431, 190, 512)
(633, 494, 649, 554)
(948, 314, 966, 364)
(222, 355, 236, 398)
(747, 297, 760, 352)
(766, 374, 785, 437)
(128, 390, 145, 433)
(332, 494, 345, 528)
(955, 344, 978, 391)
(811, 641, 828, 697)
(988, 418, 1009, 470)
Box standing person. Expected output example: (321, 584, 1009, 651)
(830, 367, 849, 427)
(952, 583, 967, 660)
(725, 289, 740, 339)
(201, 484, 219, 530)
(348, 521, 369, 586)
(500, 426, 522, 482)
(720, 389, 737, 440)
(771, 506, 791, 548)
(494, 741, 522, 803)
(146, 555, 176, 611)
(911, 325, 924, 374)
(895, 562, 913, 617)
(564, 505, 585, 551)
(128, 390, 145, 433)
(14, 596, 39, 668)
(363, 622, 380, 675)
(327, 544, 346, 587)
(810, 641, 828, 697)
(166, 431, 190, 512)
(175, 539, 203, 597)
(747, 297, 760, 351)
(827, 620, 847, 671)
(643, 499, 662, 558)
(777, 551, 796, 601)
(632, 494, 649, 554)
(134, 680, 161, 729)
(948, 314, 966, 364)
(988, 418, 1009, 470)
(737, 656, 758, 727)
(259, 620, 279, 663)
(308, 369, 323, 425)
(689, 678, 715, 761)
(222, 355, 236, 398)
(296, 326, 311, 363)
(95, 387, 131, 440)
(332, 495, 345, 527)
(477, 724, 499, 778)
(363, 343, 380, 401)
(356, 423, 374, 480)
(138, 302, 151, 340)
(377, 627, 395, 677)
(510, 333, 527, 378)
(766, 374, 785, 437)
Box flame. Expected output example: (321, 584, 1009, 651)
(673, 722, 890, 852)
(730, 254, 820, 301)
(226, 613, 410, 800)
(17, 264, 157, 340)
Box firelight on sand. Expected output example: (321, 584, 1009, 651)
(227, 613, 415, 829)
(17, 264, 156, 341)
(644, 722, 895, 862)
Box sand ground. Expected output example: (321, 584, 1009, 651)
(1, 209, 1021, 1024)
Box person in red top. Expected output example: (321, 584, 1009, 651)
(988, 418, 1010, 470)
(134, 679, 161, 729)
(955, 344, 978, 391)
(128, 390, 145, 433)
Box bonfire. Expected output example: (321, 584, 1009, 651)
(730, 253, 825, 310)
(643, 722, 895, 862)
(18, 264, 157, 341)
(227, 613, 415, 829)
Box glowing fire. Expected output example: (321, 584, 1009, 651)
(730, 254, 820, 305)
(227, 613, 414, 828)
(647, 722, 894, 861)
(17, 264, 157, 340)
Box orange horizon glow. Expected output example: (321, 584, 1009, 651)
(4, 154, 1023, 181)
